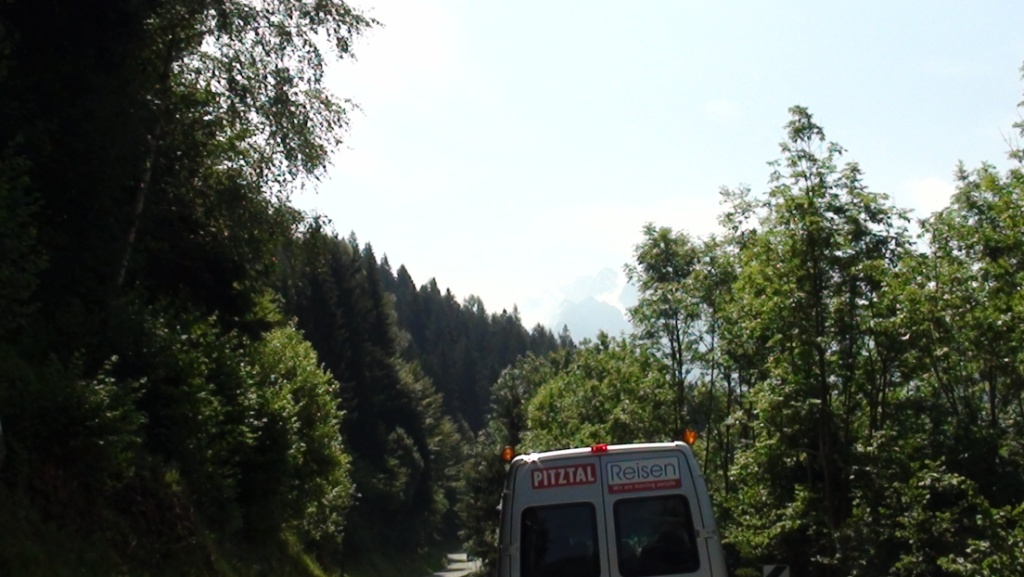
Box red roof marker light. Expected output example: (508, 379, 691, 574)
(590, 443, 609, 453)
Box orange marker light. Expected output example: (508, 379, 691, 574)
(682, 430, 698, 445)
(501, 446, 516, 462)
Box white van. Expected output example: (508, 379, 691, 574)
(497, 442, 727, 577)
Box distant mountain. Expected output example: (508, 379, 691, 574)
(617, 277, 639, 310)
(553, 296, 631, 342)
(560, 268, 620, 302)
(536, 267, 637, 342)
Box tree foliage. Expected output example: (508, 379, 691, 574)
(0, 0, 497, 574)
(524, 334, 674, 450)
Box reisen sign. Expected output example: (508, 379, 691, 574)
(606, 457, 682, 493)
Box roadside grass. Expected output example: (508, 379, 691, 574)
(1, 480, 451, 577)
(0, 485, 127, 577)
(345, 544, 449, 577)
(0, 482, 342, 577)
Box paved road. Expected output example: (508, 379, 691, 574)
(427, 553, 481, 577)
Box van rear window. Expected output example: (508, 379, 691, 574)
(614, 495, 700, 576)
(521, 503, 600, 577)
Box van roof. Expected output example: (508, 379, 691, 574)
(510, 441, 691, 464)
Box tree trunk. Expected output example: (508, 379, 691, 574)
(117, 129, 160, 287)
(116, 38, 176, 288)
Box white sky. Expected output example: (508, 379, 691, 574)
(291, 0, 1024, 328)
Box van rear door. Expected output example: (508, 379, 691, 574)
(601, 450, 711, 577)
(507, 454, 607, 577)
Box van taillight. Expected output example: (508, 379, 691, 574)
(590, 443, 609, 453)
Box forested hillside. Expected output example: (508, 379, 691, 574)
(273, 227, 565, 563)
(460, 99, 1024, 576)
(378, 260, 564, 432)
(0, 1, 559, 576)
